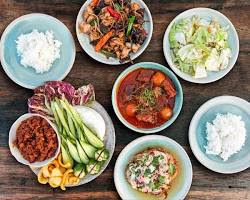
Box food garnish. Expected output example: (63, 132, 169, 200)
(80, 0, 147, 62)
(117, 68, 176, 128)
(16, 29, 62, 73)
(29, 81, 109, 189)
(169, 16, 232, 78)
(126, 148, 178, 198)
(38, 153, 80, 190)
(205, 113, 246, 161)
(15, 116, 58, 163)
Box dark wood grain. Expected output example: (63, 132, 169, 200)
(0, 0, 250, 199)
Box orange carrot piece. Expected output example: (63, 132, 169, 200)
(95, 30, 113, 52)
(91, 0, 99, 7)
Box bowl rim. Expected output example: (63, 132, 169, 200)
(75, 0, 153, 65)
(114, 135, 193, 200)
(163, 7, 239, 84)
(9, 113, 61, 168)
(189, 95, 250, 174)
(0, 13, 76, 89)
(111, 61, 183, 134)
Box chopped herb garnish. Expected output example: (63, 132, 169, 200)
(158, 175, 165, 184)
(144, 168, 151, 177)
(169, 163, 176, 175)
(152, 156, 159, 166)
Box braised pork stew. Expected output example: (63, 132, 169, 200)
(117, 68, 176, 128)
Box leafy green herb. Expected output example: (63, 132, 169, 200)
(144, 168, 151, 177)
(169, 163, 176, 175)
(114, 3, 122, 11)
(152, 156, 159, 166)
(90, 19, 97, 26)
(140, 88, 156, 107)
(158, 175, 165, 184)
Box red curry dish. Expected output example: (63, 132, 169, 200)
(117, 68, 176, 128)
(15, 116, 58, 163)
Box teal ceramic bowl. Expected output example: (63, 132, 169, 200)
(189, 96, 250, 173)
(114, 135, 193, 200)
(0, 13, 76, 89)
(112, 62, 183, 134)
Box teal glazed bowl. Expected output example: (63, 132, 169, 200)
(0, 13, 76, 89)
(112, 62, 183, 134)
(114, 135, 193, 200)
(189, 96, 250, 173)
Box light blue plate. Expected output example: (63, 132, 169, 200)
(189, 96, 250, 173)
(0, 13, 76, 89)
(114, 135, 193, 200)
(112, 62, 183, 134)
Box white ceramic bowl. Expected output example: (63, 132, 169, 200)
(76, 0, 153, 65)
(9, 113, 61, 168)
(163, 8, 239, 84)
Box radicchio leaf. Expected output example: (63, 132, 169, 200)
(28, 81, 95, 119)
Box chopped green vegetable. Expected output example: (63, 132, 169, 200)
(73, 163, 85, 177)
(61, 143, 74, 167)
(169, 163, 176, 175)
(76, 140, 89, 164)
(66, 139, 81, 163)
(114, 3, 122, 11)
(94, 149, 109, 161)
(158, 175, 165, 184)
(126, 16, 135, 36)
(80, 141, 97, 159)
(100, 50, 117, 58)
(144, 168, 151, 177)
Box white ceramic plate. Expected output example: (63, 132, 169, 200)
(9, 113, 61, 168)
(189, 96, 250, 173)
(76, 0, 153, 65)
(31, 101, 116, 186)
(163, 8, 239, 84)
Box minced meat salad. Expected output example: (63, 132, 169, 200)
(126, 148, 178, 198)
(15, 116, 58, 163)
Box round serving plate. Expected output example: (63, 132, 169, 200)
(76, 0, 153, 65)
(189, 96, 250, 173)
(31, 101, 116, 186)
(0, 13, 76, 89)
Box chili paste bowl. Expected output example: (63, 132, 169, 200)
(112, 62, 183, 134)
(9, 113, 61, 168)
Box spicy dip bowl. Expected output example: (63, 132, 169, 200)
(9, 113, 61, 168)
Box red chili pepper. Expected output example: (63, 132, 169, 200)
(107, 6, 121, 20)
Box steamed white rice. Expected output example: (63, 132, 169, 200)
(205, 113, 246, 161)
(16, 29, 62, 73)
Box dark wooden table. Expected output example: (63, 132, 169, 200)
(0, 0, 250, 199)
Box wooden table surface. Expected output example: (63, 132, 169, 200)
(0, 0, 250, 199)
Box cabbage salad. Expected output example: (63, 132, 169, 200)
(169, 16, 232, 78)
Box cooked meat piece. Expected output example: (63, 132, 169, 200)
(79, 22, 91, 33)
(83, 6, 94, 20)
(132, 43, 141, 53)
(87, 15, 95, 23)
(153, 87, 162, 98)
(90, 31, 101, 41)
(136, 113, 157, 124)
(136, 69, 155, 82)
(121, 47, 131, 59)
(122, 84, 136, 102)
(156, 95, 169, 110)
(104, 0, 112, 5)
(161, 79, 176, 98)
(168, 97, 175, 109)
(130, 2, 140, 11)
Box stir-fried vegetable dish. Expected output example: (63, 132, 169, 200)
(117, 68, 176, 128)
(79, 0, 147, 62)
(169, 15, 232, 78)
(126, 147, 178, 198)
